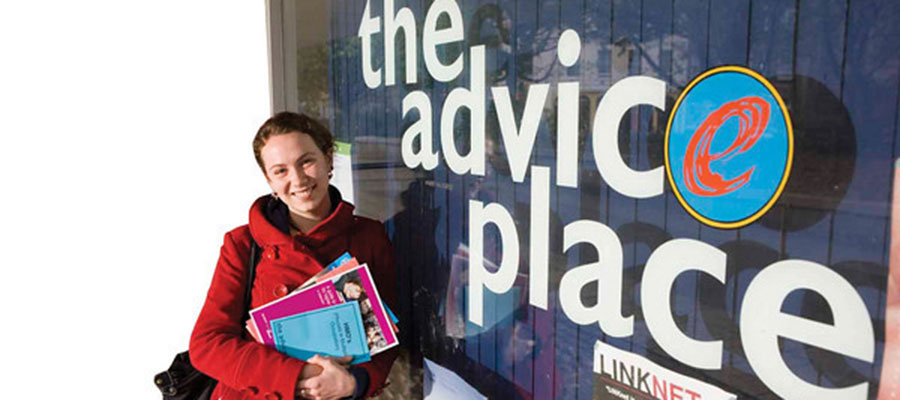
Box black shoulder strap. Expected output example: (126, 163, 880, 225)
(241, 240, 260, 327)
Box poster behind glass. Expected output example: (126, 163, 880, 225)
(284, 0, 900, 398)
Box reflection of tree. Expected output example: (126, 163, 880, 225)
(300, 33, 365, 128)
(297, 44, 329, 120)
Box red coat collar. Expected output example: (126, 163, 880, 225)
(248, 189, 355, 250)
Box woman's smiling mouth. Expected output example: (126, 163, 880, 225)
(291, 185, 315, 198)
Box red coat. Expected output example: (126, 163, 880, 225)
(190, 194, 398, 400)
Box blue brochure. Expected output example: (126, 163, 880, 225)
(270, 301, 371, 365)
(325, 252, 352, 270)
(385, 305, 399, 325)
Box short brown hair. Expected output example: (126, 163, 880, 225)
(252, 112, 335, 172)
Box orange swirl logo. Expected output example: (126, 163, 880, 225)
(665, 66, 793, 229)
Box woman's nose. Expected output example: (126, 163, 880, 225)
(287, 166, 306, 183)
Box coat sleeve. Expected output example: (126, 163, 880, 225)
(190, 229, 306, 399)
(351, 221, 400, 398)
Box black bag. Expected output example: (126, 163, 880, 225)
(154, 240, 260, 399)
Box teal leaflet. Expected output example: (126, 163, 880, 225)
(271, 301, 371, 365)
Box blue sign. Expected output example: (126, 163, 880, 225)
(665, 66, 793, 229)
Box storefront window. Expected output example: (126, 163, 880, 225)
(271, 1, 900, 398)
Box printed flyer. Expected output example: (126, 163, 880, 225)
(593, 340, 736, 400)
(249, 279, 342, 347)
(330, 141, 354, 204)
(271, 301, 371, 365)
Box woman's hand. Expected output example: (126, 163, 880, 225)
(327, 355, 354, 368)
(295, 355, 356, 400)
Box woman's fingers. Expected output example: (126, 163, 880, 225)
(297, 377, 325, 399)
(331, 355, 353, 366)
(296, 357, 355, 400)
(296, 385, 318, 399)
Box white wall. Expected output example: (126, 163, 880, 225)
(0, 1, 271, 398)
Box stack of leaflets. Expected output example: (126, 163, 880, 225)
(245, 253, 399, 365)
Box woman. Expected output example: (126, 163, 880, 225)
(190, 112, 398, 400)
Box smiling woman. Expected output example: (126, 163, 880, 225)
(189, 112, 398, 400)
(254, 113, 335, 233)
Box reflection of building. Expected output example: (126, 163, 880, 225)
(579, 35, 691, 137)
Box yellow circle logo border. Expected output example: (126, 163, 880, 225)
(664, 65, 794, 230)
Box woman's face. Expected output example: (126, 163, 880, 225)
(359, 299, 372, 316)
(343, 282, 363, 299)
(261, 131, 332, 221)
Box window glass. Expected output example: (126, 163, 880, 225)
(284, 1, 900, 398)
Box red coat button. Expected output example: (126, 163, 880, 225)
(263, 246, 278, 260)
(273, 284, 289, 298)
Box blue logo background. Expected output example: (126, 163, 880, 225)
(667, 69, 791, 227)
